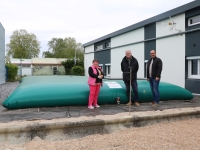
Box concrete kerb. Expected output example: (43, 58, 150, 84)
(0, 107, 200, 144)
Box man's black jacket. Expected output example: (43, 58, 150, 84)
(121, 56, 139, 81)
(147, 57, 162, 78)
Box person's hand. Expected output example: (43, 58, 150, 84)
(156, 77, 159, 81)
(147, 78, 149, 82)
(98, 75, 103, 79)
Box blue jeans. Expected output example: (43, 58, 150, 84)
(149, 77, 160, 104)
(124, 80, 138, 103)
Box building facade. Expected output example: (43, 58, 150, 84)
(83, 0, 200, 94)
(0, 23, 5, 84)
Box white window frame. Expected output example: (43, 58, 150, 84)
(105, 64, 111, 77)
(188, 15, 200, 26)
(187, 56, 200, 79)
(99, 64, 103, 71)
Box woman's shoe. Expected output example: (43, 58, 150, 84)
(88, 106, 94, 109)
(94, 105, 100, 108)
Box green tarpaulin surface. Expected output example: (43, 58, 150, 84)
(2, 76, 193, 109)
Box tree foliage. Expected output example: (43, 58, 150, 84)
(70, 66, 84, 76)
(61, 59, 84, 75)
(43, 37, 84, 60)
(61, 59, 74, 75)
(61, 59, 74, 68)
(6, 29, 40, 59)
(6, 63, 18, 81)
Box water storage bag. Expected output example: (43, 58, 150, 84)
(2, 76, 193, 109)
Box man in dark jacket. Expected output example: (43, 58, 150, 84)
(121, 50, 140, 106)
(147, 50, 163, 107)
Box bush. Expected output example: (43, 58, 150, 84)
(6, 64, 18, 82)
(61, 59, 74, 75)
(76, 60, 84, 68)
(70, 66, 84, 76)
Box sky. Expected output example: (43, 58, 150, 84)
(0, 0, 195, 57)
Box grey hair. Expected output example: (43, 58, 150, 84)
(150, 50, 156, 53)
(125, 50, 132, 54)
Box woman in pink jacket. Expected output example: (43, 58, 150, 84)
(87, 59, 104, 109)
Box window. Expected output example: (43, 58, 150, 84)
(99, 64, 103, 71)
(105, 42, 110, 48)
(94, 45, 103, 51)
(22, 64, 31, 68)
(105, 64, 111, 76)
(187, 56, 200, 79)
(188, 15, 200, 26)
(144, 60, 148, 78)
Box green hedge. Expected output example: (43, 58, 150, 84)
(61, 59, 84, 75)
(6, 64, 18, 81)
(70, 66, 84, 76)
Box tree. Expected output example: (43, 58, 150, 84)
(61, 59, 84, 75)
(6, 29, 40, 59)
(61, 59, 74, 75)
(70, 66, 84, 76)
(43, 37, 84, 60)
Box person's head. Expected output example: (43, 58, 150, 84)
(92, 59, 99, 67)
(150, 50, 156, 58)
(125, 50, 132, 59)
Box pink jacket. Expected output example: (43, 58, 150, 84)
(88, 65, 103, 86)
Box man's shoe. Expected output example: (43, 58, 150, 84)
(149, 102, 155, 106)
(94, 105, 100, 108)
(152, 103, 159, 107)
(88, 106, 94, 109)
(126, 102, 132, 105)
(134, 102, 140, 106)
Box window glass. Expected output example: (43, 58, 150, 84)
(94, 45, 103, 51)
(144, 62, 147, 78)
(105, 65, 111, 76)
(105, 42, 110, 48)
(107, 65, 110, 75)
(191, 59, 198, 75)
(191, 16, 200, 24)
(189, 15, 200, 26)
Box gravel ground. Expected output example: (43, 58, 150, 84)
(0, 118, 200, 150)
(1, 82, 200, 150)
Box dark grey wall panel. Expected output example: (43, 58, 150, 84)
(185, 79, 200, 93)
(185, 6, 200, 30)
(185, 6, 200, 18)
(185, 43, 200, 94)
(94, 50, 110, 71)
(144, 40, 156, 60)
(185, 30, 200, 56)
(144, 23, 156, 40)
